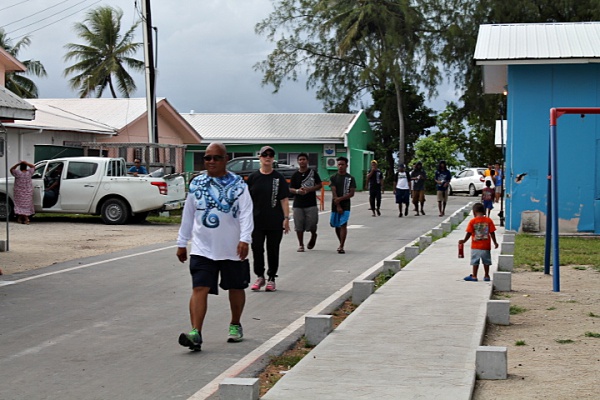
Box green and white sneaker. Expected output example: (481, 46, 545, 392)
(179, 328, 202, 351)
(227, 324, 244, 343)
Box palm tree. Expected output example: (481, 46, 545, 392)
(63, 6, 144, 98)
(0, 29, 47, 98)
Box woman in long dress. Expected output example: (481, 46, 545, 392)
(10, 160, 36, 224)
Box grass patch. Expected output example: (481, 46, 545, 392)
(514, 235, 600, 271)
(271, 354, 304, 368)
(584, 331, 600, 338)
(515, 340, 527, 346)
(33, 210, 182, 225)
(547, 307, 556, 311)
(510, 305, 527, 315)
(572, 266, 587, 270)
(555, 339, 574, 344)
(374, 269, 396, 290)
(588, 312, 599, 318)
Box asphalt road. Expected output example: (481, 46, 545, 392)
(0, 192, 472, 400)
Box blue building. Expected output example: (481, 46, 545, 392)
(475, 22, 600, 234)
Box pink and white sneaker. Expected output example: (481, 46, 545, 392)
(265, 279, 277, 292)
(251, 277, 266, 291)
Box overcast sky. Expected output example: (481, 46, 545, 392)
(2, 0, 459, 114)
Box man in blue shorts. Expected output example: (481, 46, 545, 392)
(329, 156, 356, 254)
(176, 142, 254, 351)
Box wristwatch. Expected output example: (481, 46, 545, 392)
(284, 216, 290, 220)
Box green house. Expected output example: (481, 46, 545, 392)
(181, 111, 374, 190)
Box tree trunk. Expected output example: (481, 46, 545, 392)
(108, 76, 117, 98)
(393, 76, 405, 165)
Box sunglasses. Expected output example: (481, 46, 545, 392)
(260, 151, 275, 158)
(203, 155, 225, 162)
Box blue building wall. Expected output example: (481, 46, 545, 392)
(506, 64, 600, 233)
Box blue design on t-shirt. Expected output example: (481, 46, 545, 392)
(189, 172, 246, 228)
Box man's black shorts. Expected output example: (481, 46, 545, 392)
(189, 255, 250, 295)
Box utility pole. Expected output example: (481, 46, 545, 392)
(142, 0, 158, 145)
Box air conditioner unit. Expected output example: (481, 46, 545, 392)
(326, 157, 337, 168)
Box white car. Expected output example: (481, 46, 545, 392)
(448, 167, 487, 196)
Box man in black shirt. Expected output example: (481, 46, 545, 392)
(290, 153, 322, 252)
(329, 157, 356, 254)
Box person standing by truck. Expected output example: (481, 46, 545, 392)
(10, 160, 36, 224)
(176, 142, 254, 351)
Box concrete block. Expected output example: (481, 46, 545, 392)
(503, 233, 515, 243)
(305, 315, 334, 346)
(352, 280, 375, 305)
(487, 300, 510, 325)
(219, 377, 260, 400)
(431, 227, 443, 238)
(383, 259, 401, 273)
(493, 272, 512, 292)
(476, 346, 507, 380)
(505, 230, 517, 235)
(497, 255, 514, 272)
(450, 216, 459, 226)
(159, 211, 170, 217)
(419, 236, 432, 250)
(0, 240, 6, 252)
(441, 222, 452, 233)
(404, 246, 420, 261)
(501, 242, 515, 255)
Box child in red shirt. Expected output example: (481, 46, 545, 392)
(458, 202, 498, 282)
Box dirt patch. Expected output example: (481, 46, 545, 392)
(0, 217, 179, 275)
(474, 266, 600, 400)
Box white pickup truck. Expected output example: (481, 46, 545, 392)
(0, 157, 186, 224)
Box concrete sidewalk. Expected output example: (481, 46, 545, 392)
(261, 205, 506, 400)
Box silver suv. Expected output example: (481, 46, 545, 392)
(448, 167, 486, 196)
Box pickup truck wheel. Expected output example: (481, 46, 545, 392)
(448, 185, 454, 196)
(468, 184, 477, 197)
(101, 198, 129, 225)
(0, 195, 14, 220)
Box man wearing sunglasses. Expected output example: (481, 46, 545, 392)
(176, 142, 254, 351)
(128, 158, 148, 176)
(247, 146, 290, 292)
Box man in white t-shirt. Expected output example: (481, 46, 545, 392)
(176, 142, 254, 351)
(393, 163, 411, 217)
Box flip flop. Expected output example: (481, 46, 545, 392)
(307, 234, 317, 250)
(297, 246, 305, 252)
(484, 277, 491, 282)
(337, 248, 345, 254)
(464, 275, 478, 282)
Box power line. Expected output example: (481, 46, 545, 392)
(11, 0, 103, 40)
(6, 0, 94, 35)
(1, 0, 73, 29)
(0, 0, 34, 13)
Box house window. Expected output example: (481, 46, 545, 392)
(278, 152, 318, 169)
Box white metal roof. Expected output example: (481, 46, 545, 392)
(475, 22, 600, 65)
(0, 86, 35, 120)
(7, 98, 158, 134)
(181, 112, 360, 143)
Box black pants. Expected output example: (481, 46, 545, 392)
(251, 229, 284, 280)
(369, 189, 381, 211)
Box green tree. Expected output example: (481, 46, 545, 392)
(255, 0, 443, 164)
(367, 82, 436, 186)
(63, 6, 144, 98)
(0, 29, 47, 98)
(413, 134, 459, 191)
